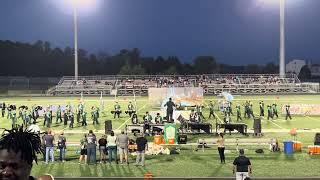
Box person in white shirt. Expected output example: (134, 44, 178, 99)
(107, 131, 118, 164)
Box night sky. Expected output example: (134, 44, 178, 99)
(1, 0, 320, 65)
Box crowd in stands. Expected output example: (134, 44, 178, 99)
(52, 74, 301, 96)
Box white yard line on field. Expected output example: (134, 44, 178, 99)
(116, 103, 147, 130)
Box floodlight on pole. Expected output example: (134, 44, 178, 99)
(73, 4, 78, 81)
(279, 0, 286, 78)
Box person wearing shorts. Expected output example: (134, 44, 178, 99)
(117, 130, 129, 164)
(79, 134, 87, 164)
(98, 135, 107, 163)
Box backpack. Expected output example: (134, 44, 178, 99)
(58, 136, 66, 148)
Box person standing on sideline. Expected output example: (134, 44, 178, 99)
(217, 133, 225, 164)
(79, 134, 87, 164)
(164, 98, 176, 123)
(107, 131, 118, 164)
(233, 149, 252, 180)
(98, 135, 107, 163)
(117, 130, 129, 164)
(57, 131, 66, 162)
(86, 130, 97, 164)
(44, 129, 55, 164)
(135, 133, 148, 167)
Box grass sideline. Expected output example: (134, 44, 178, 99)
(0, 94, 320, 178)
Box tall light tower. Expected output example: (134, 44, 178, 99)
(73, 4, 79, 81)
(54, 0, 98, 80)
(279, 0, 285, 77)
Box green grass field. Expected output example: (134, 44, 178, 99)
(1, 94, 320, 178)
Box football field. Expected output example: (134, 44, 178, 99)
(1, 94, 320, 178)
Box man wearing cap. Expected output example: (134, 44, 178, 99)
(233, 149, 252, 180)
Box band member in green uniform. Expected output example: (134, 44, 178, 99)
(69, 111, 74, 128)
(7, 106, 12, 120)
(82, 111, 87, 126)
(56, 105, 62, 123)
(63, 110, 68, 126)
(227, 101, 233, 115)
(236, 104, 242, 121)
(208, 101, 215, 119)
(18, 107, 23, 120)
(114, 102, 121, 118)
(77, 103, 84, 123)
(272, 103, 278, 118)
(92, 106, 99, 125)
(143, 111, 152, 134)
(259, 101, 265, 117)
(127, 101, 135, 117)
(248, 102, 254, 118)
(244, 101, 249, 118)
(21, 107, 27, 125)
(267, 105, 273, 120)
(45, 107, 52, 128)
(154, 113, 163, 124)
(25, 107, 32, 125)
(11, 110, 17, 127)
(1, 102, 5, 117)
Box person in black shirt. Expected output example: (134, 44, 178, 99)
(98, 135, 107, 163)
(135, 133, 148, 166)
(233, 149, 252, 180)
(285, 105, 292, 120)
(164, 98, 176, 123)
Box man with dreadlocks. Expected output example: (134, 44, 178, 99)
(0, 126, 43, 180)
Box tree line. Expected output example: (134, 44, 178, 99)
(0, 40, 279, 77)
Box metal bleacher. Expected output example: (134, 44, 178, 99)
(47, 74, 314, 96)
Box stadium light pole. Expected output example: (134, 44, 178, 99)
(279, 0, 285, 78)
(73, 3, 79, 81)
